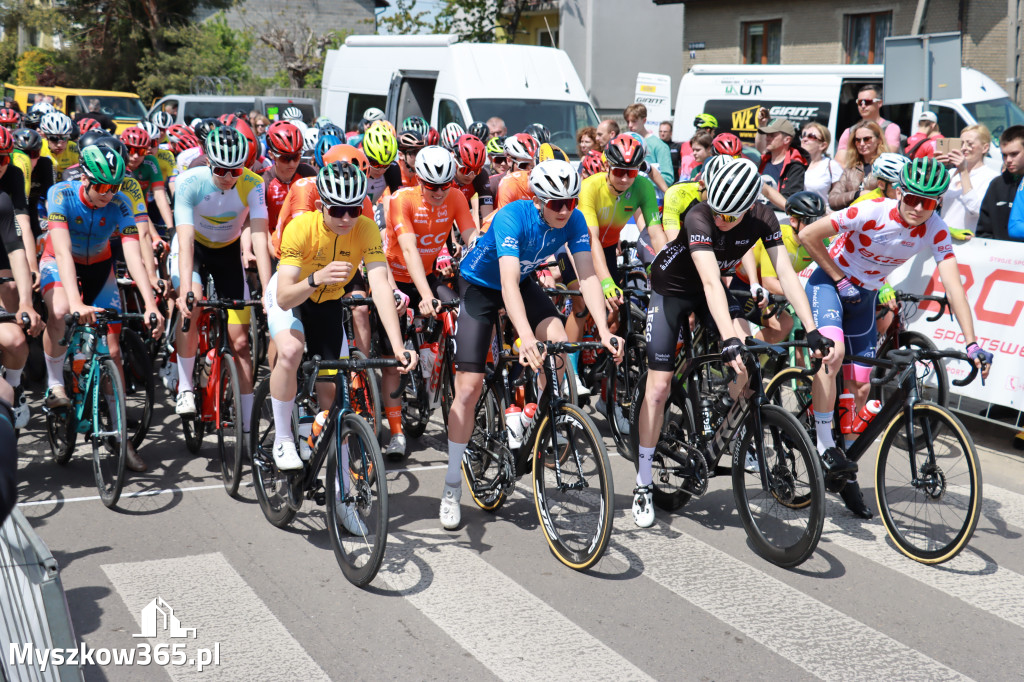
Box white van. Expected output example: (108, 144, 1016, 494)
(321, 34, 599, 158)
(148, 95, 319, 126)
(672, 64, 1024, 169)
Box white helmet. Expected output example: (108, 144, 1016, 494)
(302, 127, 319, 152)
(317, 161, 367, 206)
(871, 152, 909, 185)
(40, 111, 73, 137)
(31, 101, 55, 115)
(503, 133, 537, 162)
(362, 107, 385, 123)
(705, 158, 762, 216)
(282, 106, 304, 122)
(414, 145, 456, 184)
(150, 110, 174, 130)
(190, 117, 204, 129)
(699, 153, 731, 186)
(529, 160, 581, 201)
(138, 120, 161, 141)
(440, 122, 465, 151)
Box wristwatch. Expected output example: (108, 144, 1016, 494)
(308, 273, 317, 288)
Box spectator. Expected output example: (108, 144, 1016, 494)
(248, 109, 261, 129)
(829, 120, 889, 210)
(977, 124, 1024, 240)
(799, 121, 843, 205)
(939, 124, 998, 238)
(659, 121, 682, 180)
(0, 377, 15, 526)
(905, 111, 944, 159)
(594, 119, 620, 150)
(688, 128, 714, 178)
(836, 84, 901, 155)
(623, 103, 674, 185)
(486, 116, 506, 138)
(753, 113, 807, 209)
(576, 126, 597, 158)
(253, 114, 270, 139)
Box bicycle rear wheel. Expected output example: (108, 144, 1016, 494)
(628, 371, 693, 511)
(120, 328, 154, 449)
(732, 405, 824, 568)
(607, 307, 646, 458)
(216, 355, 244, 497)
(250, 378, 300, 528)
(532, 404, 614, 570)
(327, 413, 388, 587)
(92, 358, 128, 509)
(875, 403, 981, 564)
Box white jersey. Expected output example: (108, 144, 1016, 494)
(827, 197, 954, 289)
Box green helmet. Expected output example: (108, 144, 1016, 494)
(79, 144, 125, 185)
(205, 125, 249, 169)
(694, 113, 719, 129)
(900, 157, 950, 197)
(486, 135, 505, 155)
(402, 115, 429, 136)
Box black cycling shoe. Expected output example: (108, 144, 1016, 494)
(839, 481, 874, 519)
(821, 447, 858, 475)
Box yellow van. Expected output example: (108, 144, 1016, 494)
(3, 83, 148, 133)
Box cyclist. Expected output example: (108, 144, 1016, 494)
(0, 108, 20, 130)
(121, 126, 175, 232)
(852, 152, 906, 205)
(485, 136, 508, 177)
(439, 122, 466, 152)
(6, 129, 43, 271)
(450, 134, 492, 228)
(264, 161, 414, 479)
(262, 121, 315, 259)
(798, 157, 992, 519)
(494, 133, 539, 209)
(39, 112, 79, 177)
(380, 145, 476, 458)
(171, 126, 272, 436)
(39, 145, 163, 471)
(397, 129, 426, 188)
(361, 121, 403, 203)
(634, 158, 833, 528)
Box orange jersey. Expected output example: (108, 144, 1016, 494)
(399, 158, 417, 187)
(495, 170, 532, 209)
(454, 180, 476, 205)
(384, 186, 474, 283)
(273, 176, 373, 256)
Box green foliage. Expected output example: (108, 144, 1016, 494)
(302, 29, 350, 88)
(0, 37, 18, 84)
(377, 0, 433, 35)
(15, 48, 73, 87)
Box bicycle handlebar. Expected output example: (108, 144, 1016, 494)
(743, 337, 825, 377)
(865, 347, 981, 388)
(894, 290, 951, 323)
(0, 311, 30, 331)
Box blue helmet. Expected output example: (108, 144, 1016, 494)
(314, 134, 343, 168)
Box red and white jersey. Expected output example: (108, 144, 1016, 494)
(827, 197, 954, 290)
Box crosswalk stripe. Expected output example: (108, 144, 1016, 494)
(377, 530, 653, 682)
(604, 514, 971, 682)
(103, 552, 330, 681)
(979, 482, 1024, 533)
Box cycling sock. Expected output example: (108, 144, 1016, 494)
(177, 355, 195, 393)
(239, 393, 253, 432)
(814, 410, 835, 454)
(446, 439, 466, 487)
(636, 445, 655, 487)
(44, 353, 64, 388)
(386, 405, 402, 436)
(4, 367, 22, 389)
(271, 397, 295, 443)
(568, 351, 580, 375)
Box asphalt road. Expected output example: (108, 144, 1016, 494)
(11, 386, 1024, 681)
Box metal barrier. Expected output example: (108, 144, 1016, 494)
(0, 508, 83, 682)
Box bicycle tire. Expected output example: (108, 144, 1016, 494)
(350, 350, 385, 447)
(463, 381, 508, 512)
(216, 355, 244, 497)
(327, 413, 389, 587)
(732, 404, 825, 567)
(897, 331, 949, 408)
(440, 346, 456, 431)
(250, 378, 300, 528)
(400, 369, 429, 441)
(119, 328, 155, 449)
(47, 407, 76, 465)
(628, 370, 693, 511)
(607, 307, 647, 458)
(763, 366, 815, 440)
(92, 358, 128, 509)
(532, 403, 614, 570)
(875, 402, 981, 564)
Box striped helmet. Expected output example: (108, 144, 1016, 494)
(705, 158, 762, 216)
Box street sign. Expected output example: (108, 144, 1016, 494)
(882, 32, 962, 106)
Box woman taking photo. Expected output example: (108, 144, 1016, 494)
(939, 124, 999, 237)
(829, 120, 889, 210)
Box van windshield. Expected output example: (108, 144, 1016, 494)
(962, 98, 1024, 139)
(468, 99, 599, 158)
(74, 95, 148, 120)
(265, 102, 316, 124)
(183, 100, 257, 121)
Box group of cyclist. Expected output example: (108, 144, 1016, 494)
(0, 98, 992, 533)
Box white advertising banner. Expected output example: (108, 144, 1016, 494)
(885, 238, 1024, 409)
(634, 72, 672, 136)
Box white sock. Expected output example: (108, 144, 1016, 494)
(177, 355, 195, 393)
(271, 397, 295, 443)
(5, 366, 22, 389)
(239, 392, 253, 432)
(636, 446, 655, 487)
(44, 353, 64, 388)
(814, 411, 835, 454)
(446, 439, 466, 487)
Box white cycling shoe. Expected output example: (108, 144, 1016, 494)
(439, 483, 462, 530)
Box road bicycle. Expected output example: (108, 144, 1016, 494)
(872, 290, 950, 407)
(400, 298, 459, 441)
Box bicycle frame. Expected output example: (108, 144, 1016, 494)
(65, 324, 113, 436)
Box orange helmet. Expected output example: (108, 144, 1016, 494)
(323, 143, 368, 173)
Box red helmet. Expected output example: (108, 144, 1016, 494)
(454, 134, 486, 173)
(218, 113, 241, 128)
(231, 118, 259, 167)
(170, 129, 201, 154)
(266, 121, 303, 155)
(503, 133, 539, 162)
(77, 117, 101, 134)
(580, 150, 605, 178)
(0, 108, 22, 126)
(323, 143, 368, 174)
(426, 127, 440, 146)
(605, 134, 645, 168)
(0, 127, 12, 154)
(120, 126, 152, 150)
(712, 133, 742, 157)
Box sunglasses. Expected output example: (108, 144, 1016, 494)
(46, 135, 69, 144)
(368, 158, 390, 169)
(514, 160, 533, 171)
(211, 166, 244, 178)
(800, 132, 822, 142)
(420, 180, 451, 192)
(274, 152, 301, 163)
(545, 198, 578, 212)
(610, 167, 639, 179)
(128, 145, 148, 155)
(490, 155, 508, 164)
(713, 211, 743, 223)
(256, 124, 267, 129)
(89, 181, 121, 195)
(856, 99, 881, 107)
(901, 193, 938, 210)
(456, 163, 481, 176)
(326, 204, 362, 219)
(854, 136, 877, 144)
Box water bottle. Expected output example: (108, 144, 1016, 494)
(198, 349, 215, 388)
(504, 405, 524, 449)
(852, 400, 882, 434)
(519, 403, 538, 434)
(71, 352, 87, 393)
(297, 413, 315, 461)
(838, 393, 856, 434)
(308, 410, 329, 451)
(419, 343, 435, 380)
(427, 342, 443, 408)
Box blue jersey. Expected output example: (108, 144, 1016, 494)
(43, 181, 138, 265)
(461, 200, 592, 290)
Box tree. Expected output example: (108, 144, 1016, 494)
(434, 0, 533, 43)
(259, 26, 350, 88)
(377, 0, 433, 36)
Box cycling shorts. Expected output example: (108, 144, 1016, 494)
(645, 290, 742, 372)
(40, 256, 122, 333)
(554, 243, 617, 288)
(265, 271, 363, 340)
(806, 267, 879, 382)
(376, 273, 457, 356)
(453, 275, 558, 373)
(169, 235, 250, 325)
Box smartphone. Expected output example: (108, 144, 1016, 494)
(935, 137, 961, 155)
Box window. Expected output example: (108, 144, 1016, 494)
(845, 11, 892, 64)
(742, 20, 781, 65)
(468, 98, 599, 159)
(345, 93, 387, 133)
(929, 104, 969, 139)
(538, 29, 557, 47)
(437, 99, 465, 129)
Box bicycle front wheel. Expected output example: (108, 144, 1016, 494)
(763, 366, 815, 441)
(327, 413, 388, 587)
(875, 403, 981, 564)
(532, 403, 614, 570)
(732, 404, 825, 568)
(349, 350, 384, 446)
(120, 328, 154, 449)
(216, 355, 244, 497)
(92, 358, 128, 509)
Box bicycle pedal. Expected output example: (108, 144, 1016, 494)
(313, 491, 326, 506)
